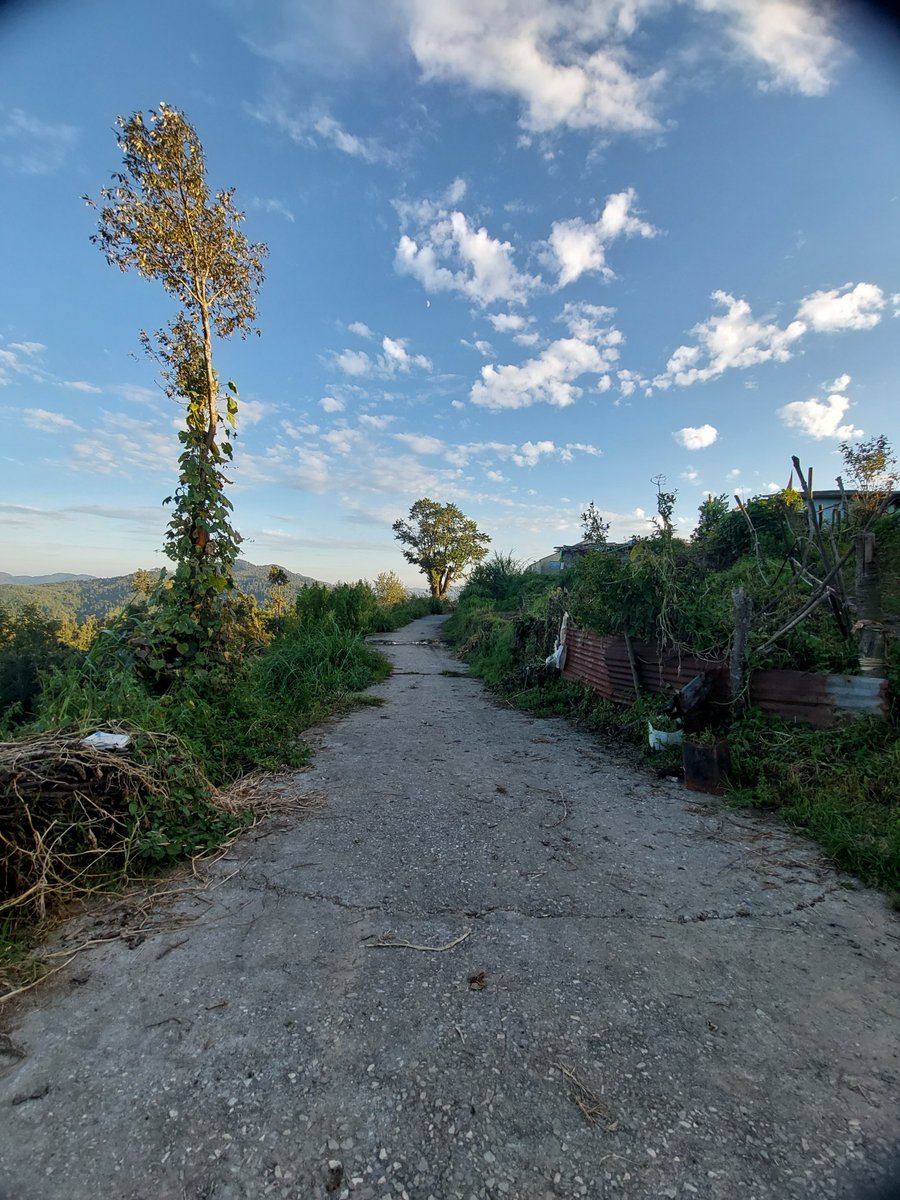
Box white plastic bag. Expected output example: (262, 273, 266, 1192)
(82, 732, 131, 751)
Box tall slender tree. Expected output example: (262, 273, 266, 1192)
(86, 104, 266, 664)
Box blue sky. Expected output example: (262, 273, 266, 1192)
(1, 0, 899, 585)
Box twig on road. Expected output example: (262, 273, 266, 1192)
(363, 928, 472, 952)
(541, 789, 570, 829)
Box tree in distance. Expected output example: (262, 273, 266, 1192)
(580, 500, 610, 544)
(373, 570, 409, 607)
(392, 499, 491, 601)
(86, 103, 266, 668)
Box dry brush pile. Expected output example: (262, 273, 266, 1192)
(0, 726, 244, 929)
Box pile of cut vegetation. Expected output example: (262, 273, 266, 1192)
(0, 726, 244, 927)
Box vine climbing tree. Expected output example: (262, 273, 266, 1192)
(86, 104, 266, 668)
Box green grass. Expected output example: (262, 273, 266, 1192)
(1, 622, 392, 975)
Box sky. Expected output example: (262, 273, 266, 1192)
(1, 0, 899, 586)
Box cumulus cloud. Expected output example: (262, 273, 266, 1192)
(654, 291, 806, 388)
(512, 440, 556, 467)
(404, 0, 666, 135)
(348, 321, 374, 338)
(695, 0, 843, 96)
(674, 424, 718, 450)
(487, 312, 528, 332)
(655, 280, 886, 390)
(778, 374, 863, 441)
(319, 395, 346, 413)
(395, 180, 539, 307)
(795, 282, 886, 332)
(471, 303, 621, 410)
(546, 188, 658, 287)
(334, 335, 432, 378)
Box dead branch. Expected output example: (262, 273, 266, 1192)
(363, 928, 472, 952)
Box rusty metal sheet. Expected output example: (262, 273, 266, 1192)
(750, 669, 888, 726)
(562, 629, 728, 705)
(563, 627, 888, 726)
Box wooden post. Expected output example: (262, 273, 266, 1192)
(730, 588, 753, 718)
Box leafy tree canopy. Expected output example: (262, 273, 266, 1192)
(373, 571, 408, 607)
(392, 499, 491, 600)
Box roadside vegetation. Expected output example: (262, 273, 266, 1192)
(444, 462, 900, 899)
(0, 103, 438, 985)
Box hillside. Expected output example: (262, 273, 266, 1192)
(0, 560, 323, 623)
(0, 571, 96, 586)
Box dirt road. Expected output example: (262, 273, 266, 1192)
(1, 615, 898, 1199)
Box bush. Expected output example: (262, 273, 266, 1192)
(0, 604, 80, 731)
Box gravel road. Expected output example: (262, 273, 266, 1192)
(1, 615, 898, 1200)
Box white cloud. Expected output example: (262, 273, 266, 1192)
(7, 341, 46, 355)
(114, 384, 158, 405)
(249, 196, 295, 222)
(247, 98, 393, 164)
(681, 468, 700, 482)
(512, 440, 557, 467)
(471, 303, 621, 410)
(290, 447, 333, 492)
(487, 312, 527, 332)
(486, 469, 506, 482)
(0, 106, 78, 174)
(695, 0, 843, 96)
(395, 182, 539, 307)
(322, 427, 365, 456)
(655, 290, 806, 388)
(334, 349, 372, 377)
(514, 331, 541, 347)
(61, 380, 102, 394)
(22, 407, 81, 433)
(71, 412, 177, 475)
(334, 335, 432, 378)
(348, 321, 374, 338)
(394, 432, 445, 455)
(282, 420, 320, 438)
(547, 188, 658, 287)
(562, 441, 601, 460)
(320, 395, 346, 413)
(381, 335, 433, 373)
(404, 0, 666, 135)
(359, 413, 394, 429)
(674, 424, 718, 450)
(616, 368, 650, 397)
(238, 399, 270, 426)
(778, 375, 863, 441)
(795, 282, 885, 332)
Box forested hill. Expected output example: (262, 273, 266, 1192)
(0, 572, 96, 585)
(0, 560, 323, 622)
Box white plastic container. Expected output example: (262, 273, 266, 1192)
(647, 721, 682, 751)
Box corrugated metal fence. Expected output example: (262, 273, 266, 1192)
(561, 627, 888, 727)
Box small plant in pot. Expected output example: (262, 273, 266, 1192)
(682, 725, 731, 794)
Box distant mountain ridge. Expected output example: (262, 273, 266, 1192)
(0, 571, 97, 586)
(0, 560, 324, 622)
